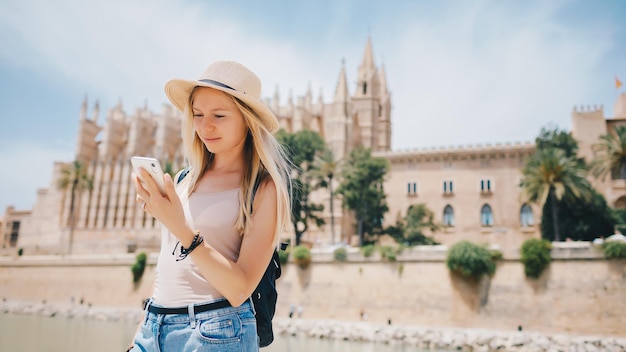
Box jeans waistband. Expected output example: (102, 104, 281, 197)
(147, 299, 231, 315)
(144, 299, 253, 327)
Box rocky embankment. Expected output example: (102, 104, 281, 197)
(2, 300, 625, 352)
(274, 319, 626, 352)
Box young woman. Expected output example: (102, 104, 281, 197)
(128, 61, 292, 351)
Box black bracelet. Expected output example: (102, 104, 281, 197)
(172, 232, 204, 261)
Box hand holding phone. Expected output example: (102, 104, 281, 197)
(130, 156, 167, 196)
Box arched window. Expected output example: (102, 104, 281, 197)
(520, 203, 534, 227)
(443, 205, 454, 227)
(481, 204, 493, 227)
(615, 196, 626, 209)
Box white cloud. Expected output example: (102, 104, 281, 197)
(0, 0, 624, 212)
(0, 0, 345, 113)
(382, 1, 615, 149)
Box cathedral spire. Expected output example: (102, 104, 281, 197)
(272, 85, 280, 112)
(80, 95, 88, 120)
(360, 36, 376, 71)
(379, 64, 389, 96)
(356, 37, 378, 97)
(92, 100, 100, 123)
(334, 58, 349, 102)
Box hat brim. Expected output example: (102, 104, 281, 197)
(165, 79, 279, 133)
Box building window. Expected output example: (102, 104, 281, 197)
(9, 221, 20, 247)
(520, 203, 534, 227)
(481, 204, 493, 227)
(443, 180, 454, 195)
(363, 82, 367, 95)
(480, 178, 493, 193)
(407, 182, 417, 197)
(443, 205, 455, 227)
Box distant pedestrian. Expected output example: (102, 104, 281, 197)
(289, 304, 295, 318)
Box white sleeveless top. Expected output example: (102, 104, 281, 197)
(152, 187, 242, 306)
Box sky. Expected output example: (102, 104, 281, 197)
(0, 0, 625, 211)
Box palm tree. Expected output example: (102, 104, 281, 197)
(58, 160, 94, 255)
(312, 149, 341, 244)
(520, 148, 592, 242)
(591, 125, 626, 180)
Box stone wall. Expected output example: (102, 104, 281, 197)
(0, 253, 624, 337)
(274, 257, 625, 337)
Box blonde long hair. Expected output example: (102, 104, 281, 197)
(180, 89, 291, 246)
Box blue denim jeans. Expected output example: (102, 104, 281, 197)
(131, 299, 259, 352)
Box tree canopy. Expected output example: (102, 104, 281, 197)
(310, 148, 342, 244)
(337, 147, 389, 246)
(521, 126, 596, 241)
(58, 160, 94, 254)
(386, 203, 440, 246)
(591, 125, 626, 180)
(276, 129, 326, 245)
(541, 188, 616, 241)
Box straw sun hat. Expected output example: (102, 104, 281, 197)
(165, 61, 279, 133)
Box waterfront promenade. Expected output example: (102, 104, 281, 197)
(2, 299, 625, 351)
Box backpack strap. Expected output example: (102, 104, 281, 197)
(250, 172, 266, 214)
(176, 168, 190, 184)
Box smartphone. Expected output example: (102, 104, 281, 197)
(130, 156, 166, 196)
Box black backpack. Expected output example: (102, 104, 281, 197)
(253, 242, 287, 347)
(177, 169, 283, 347)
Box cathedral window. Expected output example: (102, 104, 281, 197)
(363, 82, 367, 95)
(481, 204, 493, 227)
(480, 178, 493, 193)
(443, 205, 454, 227)
(9, 221, 20, 247)
(407, 182, 418, 197)
(443, 180, 454, 195)
(520, 203, 534, 227)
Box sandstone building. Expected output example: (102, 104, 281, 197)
(2, 38, 625, 254)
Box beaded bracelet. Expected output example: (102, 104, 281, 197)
(171, 232, 204, 261)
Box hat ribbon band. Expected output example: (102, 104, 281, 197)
(198, 79, 244, 94)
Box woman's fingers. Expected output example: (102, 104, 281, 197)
(132, 173, 151, 213)
(139, 168, 161, 196)
(163, 174, 178, 204)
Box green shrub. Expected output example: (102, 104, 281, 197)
(490, 249, 503, 261)
(446, 241, 496, 279)
(333, 247, 348, 262)
(292, 245, 311, 269)
(361, 244, 375, 258)
(131, 252, 148, 283)
(602, 241, 626, 259)
(520, 238, 552, 278)
(379, 246, 397, 262)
